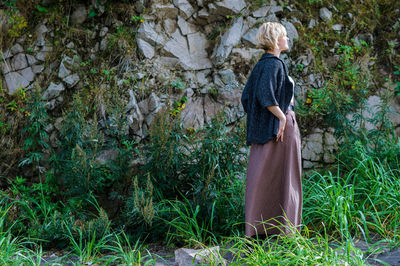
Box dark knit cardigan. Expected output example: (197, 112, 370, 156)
(241, 52, 294, 146)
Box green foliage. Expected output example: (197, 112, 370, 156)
(19, 87, 50, 168)
(48, 94, 134, 210)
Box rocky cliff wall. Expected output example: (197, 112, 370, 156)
(1, 0, 399, 170)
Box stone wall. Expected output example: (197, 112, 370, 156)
(1, 0, 399, 169)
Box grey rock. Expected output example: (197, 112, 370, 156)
(180, 96, 204, 130)
(1, 59, 12, 74)
(10, 43, 24, 54)
(308, 18, 317, 29)
(231, 48, 264, 62)
(173, 0, 195, 19)
(4, 72, 30, 94)
(242, 27, 259, 47)
(34, 24, 48, 46)
(195, 8, 210, 25)
(137, 38, 155, 59)
(319, 7, 332, 21)
(58, 61, 71, 79)
(363, 95, 382, 131)
(32, 65, 44, 74)
(212, 0, 246, 16)
(35, 46, 52, 61)
(303, 160, 315, 169)
(177, 16, 197, 35)
(26, 54, 38, 65)
(163, 30, 211, 70)
(99, 26, 108, 37)
(211, 17, 243, 66)
(196, 70, 211, 87)
(66, 42, 75, 49)
(19, 67, 35, 83)
(163, 19, 177, 35)
(281, 20, 298, 51)
(175, 246, 225, 266)
(354, 33, 374, 46)
(137, 22, 166, 46)
(302, 132, 323, 161)
(153, 4, 179, 20)
(11, 53, 28, 71)
(43, 82, 65, 100)
(204, 94, 224, 123)
(126, 90, 144, 133)
(148, 92, 160, 112)
(219, 69, 236, 85)
(71, 5, 87, 25)
(332, 24, 343, 31)
(45, 99, 57, 110)
(252, 5, 283, 17)
(1, 49, 13, 60)
(63, 73, 80, 88)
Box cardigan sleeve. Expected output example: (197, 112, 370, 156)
(256, 63, 279, 108)
(241, 81, 250, 113)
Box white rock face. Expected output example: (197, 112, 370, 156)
(137, 38, 155, 59)
(163, 29, 212, 70)
(173, 0, 195, 19)
(211, 17, 244, 66)
(177, 16, 197, 35)
(137, 22, 166, 46)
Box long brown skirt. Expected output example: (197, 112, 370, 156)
(244, 110, 302, 237)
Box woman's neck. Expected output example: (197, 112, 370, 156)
(266, 49, 281, 57)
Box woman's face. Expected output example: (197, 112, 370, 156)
(277, 33, 289, 51)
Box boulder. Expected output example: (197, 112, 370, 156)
(10, 43, 24, 54)
(175, 246, 225, 266)
(231, 48, 264, 62)
(18, 67, 35, 83)
(210, 0, 246, 16)
(1, 59, 12, 74)
(252, 5, 283, 17)
(281, 20, 298, 51)
(302, 132, 323, 161)
(137, 22, 166, 46)
(163, 30, 211, 70)
(11, 53, 28, 71)
(63, 73, 80, 88)
(177, 16, 197, 35)
(173, 0, 195, 19)
(4, 72, 30, 94)
(43, 82, 65, 100)
(137, 38, 155, 59)
(319, 7, 332, 21)
(242, 27, 258, 47)
(211, 17, 243, 66)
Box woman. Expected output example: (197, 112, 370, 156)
(241, 22, 302, 238)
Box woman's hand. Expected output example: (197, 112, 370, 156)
(266, 105, 286, 142)
(276, 117, 286, 142)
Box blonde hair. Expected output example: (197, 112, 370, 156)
(256, 22, 287, 51)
